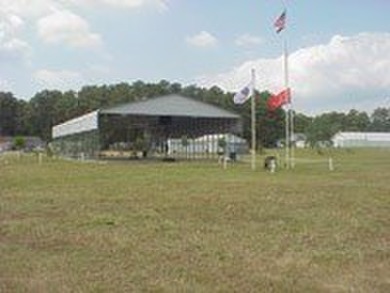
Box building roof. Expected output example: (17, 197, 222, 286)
(52, 95, 241, 139)
(333, 132, 390, 142)
(52, 111, 99, 139)
(332, 131, 390, 147)
(100, 95, 240, 118)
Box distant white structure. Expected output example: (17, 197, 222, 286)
(196, 133, 248, 154)
(52, 111, 99, 139)
(277, 133, 307, 148)
(292, 133, 307, 148)
(332, 132, 390, 148)
(167, 133, 248, 156)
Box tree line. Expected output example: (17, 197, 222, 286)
(0, 80, 389, 147)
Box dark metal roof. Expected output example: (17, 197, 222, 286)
(100, 95, 240, 118)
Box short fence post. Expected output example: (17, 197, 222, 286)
(328, 157, 334, 171)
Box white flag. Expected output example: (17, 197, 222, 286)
(233, 83, 252, 104)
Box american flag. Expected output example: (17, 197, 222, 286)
(274, 10, 286, 33)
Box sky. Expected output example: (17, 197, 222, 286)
(0, 0, 389, 115)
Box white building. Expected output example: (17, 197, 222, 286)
(332, 132, 390, 148)
(167, 133, 248, 156)
(292, 133, 307, 148)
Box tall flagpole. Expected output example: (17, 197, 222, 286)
(283, 18, 294, 169)
(283, 38, 290, 169)
(290, 92, 295, 169)
(281, 4, 293, 169)
(251, 68, 256, 170)
(275, 3, 291, 169)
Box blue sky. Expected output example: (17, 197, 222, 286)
(0, 0, 389, 114)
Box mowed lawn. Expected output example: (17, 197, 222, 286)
(0, 149, 389, 292)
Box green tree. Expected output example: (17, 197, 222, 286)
(27, 90, 64, 141)
(9, 80, 386, 150)
(294, 113, 313, 134)
(107, 82, 135, 105)
(13, 136, 26, 150)
(345, 109, 370, 131)
(0, 92, 19, 136)
(256, 91, 285, 148)
(306, 112, 346, 147)
(369, 107, 390, 131)
(230, 91, 285, 148)
(15, 100, 30, 135)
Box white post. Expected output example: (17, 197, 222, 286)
(290, 107, 295, 169)
(283, 39, 290, 169)
(329, 157, 334, 171)
(270, 158, 276, 173)
(38, 153, 43, 165)
(251, 68, 256, 171)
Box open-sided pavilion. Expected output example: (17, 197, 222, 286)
(52, 95, 245, 160)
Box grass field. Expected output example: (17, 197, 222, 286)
(1, 149, 389, 292)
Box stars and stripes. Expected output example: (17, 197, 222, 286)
(274, 10, 286, 33)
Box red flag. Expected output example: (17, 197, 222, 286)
(274, 10, 286, 33)
(267, 88, 291, 111)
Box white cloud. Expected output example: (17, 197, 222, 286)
(1, 0, 169, 14)
(198, 32, 390, 114)
(34, 69, 84, 91)
(0, 38, 30, 56)
(66, 0, 169, 11)
(100, 0, 166, 9)
(0, 0, 53, 17)
(186, 31, 218, 49)
(101, 0, 145, 8)
(0, 1, 59, 61)
(5, 14, 24, 30)
(0, 13, 31, 60)
(37, 10, 102, 48)
(1, 0, 166, 52)
(235, 34, 263, 47)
